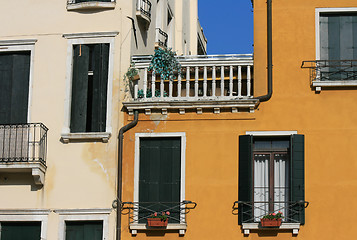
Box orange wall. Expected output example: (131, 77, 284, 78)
(121, 0, 357, 239)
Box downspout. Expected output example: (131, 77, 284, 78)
(116, 110, 139, 240)
(256, 0, 273, 102)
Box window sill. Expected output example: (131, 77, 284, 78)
(61, 132, 111, 143)
(129, 223, 187, 236)
(67, 1, 115, 11)
(242, 223, 300, 235)
(312, 80, 357, 91)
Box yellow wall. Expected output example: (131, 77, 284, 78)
(121, 0, 357, 239)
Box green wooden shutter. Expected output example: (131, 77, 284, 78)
(0, 53, 13, 124)
(290, 134, 305, 224)
(0, 52, 30, 125)
(238, 135, 253, 224)
(91, 44, 109, 132)
(139, 137, 181, 223)
(70, 44, 90, 133)
(1, 222, 41, 240)
(11, 53, 31, 124)
(66, 221, 103, 240)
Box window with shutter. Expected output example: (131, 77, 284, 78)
(0, 51, 30, 125)
(70, 43, 109, 133)
(65, 221, 103, 240)
(138, 137, 181, 223)
(238, 134, 306, 225)
(0, 222, 41, 240)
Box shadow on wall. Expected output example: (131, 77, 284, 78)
(0, 173, 42, 191)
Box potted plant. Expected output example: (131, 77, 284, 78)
(147, 211, 170, 227)
(260, 211, 284, 227)
(148, 47, 181, 81)
(125, 62, 140, 81)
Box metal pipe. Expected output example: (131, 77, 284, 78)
(116, 111, 139, 240)
(257, 0, 273, 102)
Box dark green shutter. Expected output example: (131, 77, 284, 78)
(91, 44, 109, 132)
(139, 137, 181, 223)
(70, 44, 90, 132)
(238, 135, 253, 225)
(290, 134, 305, 224)
(66, 221, 103, 240)
(0, 52, 30, 125)
(1, 222, 41, 240)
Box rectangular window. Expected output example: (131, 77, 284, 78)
(238, 134, 305, 225)
(65, 221, 103, 240)
(138, 137, 181, 223)
(70, 43, 109, 133)
(0, 222, 41, 240)
(0, 51, 30, 124)
(319, 12, 357, 81)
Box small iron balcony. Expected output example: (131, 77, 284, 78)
(0, 123, 48, 185)
(136, 0, 152, 26)
(302, 60, 357, 92)
(67, 0, 115, 10)
(155, 28, 168, 48)
(121, 201, 197, 236)
(232, 200, 309, 235)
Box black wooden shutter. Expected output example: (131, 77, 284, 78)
(70, 44, 90, 133)
(0, 52, 30, 125)
(91, 43, 109, 132)
(139, 137, 181, 223)
(238, 135, 253, 224)
(290, 134, 305, 224)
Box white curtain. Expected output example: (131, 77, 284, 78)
(254, 154, 269, 221)
(274, 153, 289, 221)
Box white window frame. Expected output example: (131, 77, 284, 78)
(242, 130, 300, 236)
(56, 208, 111, 240)
(132, 132, 187, 235)
(61, 32, 118, 143)
(0, 209, 49, 240)
(0, 39, 37, 124)
(313, 8, 357, 91)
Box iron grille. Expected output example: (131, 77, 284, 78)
(0, 123, 48, 165)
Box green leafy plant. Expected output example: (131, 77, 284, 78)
(125, 62, 139, 81)
(262, 211, 284, 220)
(149, 211, 170, 221)
(137, 89, 168, 98)
(148, 48, 181, 81)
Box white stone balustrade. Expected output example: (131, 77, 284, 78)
(124, 54, 259, 114)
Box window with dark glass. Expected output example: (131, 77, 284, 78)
(0, 222, 41, 240)
(70, 43, 109, 133)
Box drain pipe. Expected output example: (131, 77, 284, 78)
(257, 0, 273, 102)
(116, 110, 139, 240)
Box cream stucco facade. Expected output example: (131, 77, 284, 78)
(0, 0, 204, 239)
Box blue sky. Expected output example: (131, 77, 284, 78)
(198, 0, 254, 55)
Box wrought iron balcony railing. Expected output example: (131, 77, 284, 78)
(301, 60, 357, 91)
(155, 28, 168, 48)
(232, 201, 309, 224)
(121, 201, 197, 226)
(0, 123, 48, 165)
(137, 0, 152, 20)
(124, 54, 258, 114)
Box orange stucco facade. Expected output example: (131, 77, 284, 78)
(121, 0, 357, 239)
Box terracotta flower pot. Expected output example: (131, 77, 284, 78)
(147, 218, 168, 227)
(132, 74, 140, 81)
(260, 218, 282, 227)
